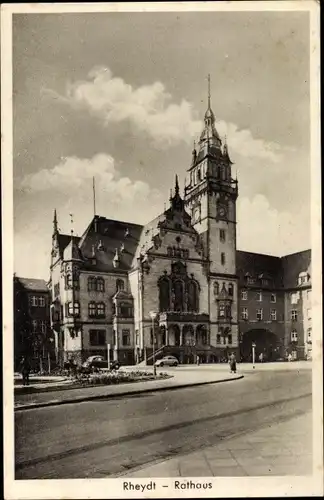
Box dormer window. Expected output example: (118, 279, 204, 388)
(298, 272, 309, 286)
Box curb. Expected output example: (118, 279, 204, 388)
(14, 374, 244, 411)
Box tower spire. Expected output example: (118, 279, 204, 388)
(208, 73, 211, 109)
(53, 209, 58, 234)
(175, 174, 179, 196)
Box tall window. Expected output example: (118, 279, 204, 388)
(66, 273, 73, 289)
(159, 277, 170, 312)
(187, 280, 199, 312)
(216, 334, 221, 344)
(241, 290, 248, 300)
(173, 280, 184, 312)
(256, 308, 263, 321)
(97, 302, 106, 317)
(40, 320, 46, 333)
(67, 302, 80, 317)
(54, 283, 60, 297)
(32, 320, 38, 332)
(270, 293, 276, 303)
(228, 284, 234, 297)
(228, 334, 232, 345)
(119, 303, 132, 317)
(270, 309, 277, 321)
(30, 296, 38, 307)
(122, 329, 131, 346)
(220, 229, 226, 242)
(88, 302, 96, 317)
(291, 310, 298, 321)
(116, 279, 125, 291)
(214, 281, 219, 295)
(291, 330, 298, 342)
(256, 291, 262, 302)
(221, 253, 226, 265)
(290, 292, 299, 304)
(97, 278, 105, 292)
(218, 304, 225, 318)
(88, 277, 97, 291)
(39, 296, 45, 307)
(89, 329, 106, 346)
(241, 307, 248, 320)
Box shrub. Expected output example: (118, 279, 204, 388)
(72, 369, 170, 386)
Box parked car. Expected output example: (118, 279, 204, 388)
(154, 355, 179, 367)
(81, 355, 121, 373)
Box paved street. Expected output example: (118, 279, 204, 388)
(15, 366, 312, 479)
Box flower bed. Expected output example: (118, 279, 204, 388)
(72, 370, 169, 386)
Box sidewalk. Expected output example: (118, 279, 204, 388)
(14, 368, 243, 411)
(119, 411, 313, 477)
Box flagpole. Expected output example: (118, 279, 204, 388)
(93, 177, 96, 217)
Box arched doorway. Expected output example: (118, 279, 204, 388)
(169, 324, 180, 346)
(183, 325, 195, 364)
(241, 329, 279, 362)
(196, 324, 208, 345)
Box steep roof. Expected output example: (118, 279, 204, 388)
(78, 216, 143, 272)
(58, 234, 80, 255)
(132, 213, 166, 265)
(236, 250, 283, 288)
(281, 249, 311, 289)
(15, 277, 49, 292)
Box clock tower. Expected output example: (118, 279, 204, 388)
(184, 77, 239, 353)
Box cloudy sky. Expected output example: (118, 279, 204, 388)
(13, 10, 310, 280)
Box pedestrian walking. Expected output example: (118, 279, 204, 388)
(196, 355, 200, 366)
(259, 352, 264, 363)
(229, 352, 237, 373)
(20, 356, 31, 386)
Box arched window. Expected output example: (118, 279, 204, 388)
(88, 276, 96, 291)
(88, 302, 96, 318)
(214, 281, 219, 295)
(116, 279, 124, 291)
(187, 280, 199, 312)
(159, 277, 171, 312)
(228, 284, 234, 296)
(173, 279, 184, 312)
(97, 277, 105, 292)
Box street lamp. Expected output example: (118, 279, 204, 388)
(149, 311, 158, 377)
(252, 342, 256, 369)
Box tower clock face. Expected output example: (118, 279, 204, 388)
(218, 205, 227, 218)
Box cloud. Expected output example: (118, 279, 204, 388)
(237, 194, 310, 256)
(20, 153, 164, 228)
(44, 66, 284, 161)
(20, 153, 159, 202)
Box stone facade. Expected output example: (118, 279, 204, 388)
(13, 276, 55, 371)
(47, 98, 311, 365)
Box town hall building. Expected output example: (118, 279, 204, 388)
(48, 93, 312, 366)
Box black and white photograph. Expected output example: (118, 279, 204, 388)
(2, 1, 322, 498)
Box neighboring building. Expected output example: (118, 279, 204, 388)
(282, 250, 312, 360)
(14, 276, 55, 371)
(47, 92, 311, 365)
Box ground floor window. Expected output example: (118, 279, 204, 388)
(122, 329, 131, 346)
(89, 329, 106, 346)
